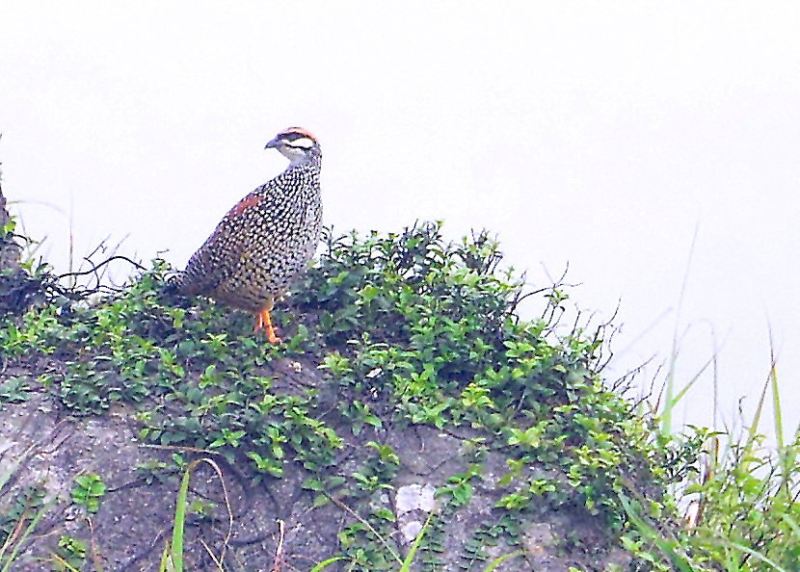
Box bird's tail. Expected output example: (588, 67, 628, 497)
(163, 272, 186, 295)
(164, 269, 206, 297)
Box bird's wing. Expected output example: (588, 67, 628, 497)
(179, 187, 272, 295)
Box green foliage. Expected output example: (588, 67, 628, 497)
(438, 464, 482, 508)
(616, 356, 800, 571)
(0, 490, 50, 572)
(0, 216, 16, 238)
(55, 535, 87, 570)
(2, 221, 795, 570)
(0, 258, 344, 485)
(0, 486, 46, 544)
(0, 222, 668, 566)
(0, 376, 29, 405)
(496, 476, 560, 511)
(135, 453, 187, 485)
(350, 441, 400, 494)
(460, 514, 523, 570)
(296, 224, 665, 532)
(621, 428, 800, 571)
(71, 473, 106, 514)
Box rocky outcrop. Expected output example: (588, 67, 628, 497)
(0, 177, 21, 271)
(1, 213, 664, 571)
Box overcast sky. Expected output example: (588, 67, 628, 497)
(1, 1, 798, 436)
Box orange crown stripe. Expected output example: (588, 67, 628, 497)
(283, 127, 318, 141)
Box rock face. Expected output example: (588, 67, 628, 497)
(0, 180, 21, 271)
(0, 388, 629, 571)
(1, 182, 42, 317)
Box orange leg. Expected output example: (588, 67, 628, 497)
(254, 308, 281, 344)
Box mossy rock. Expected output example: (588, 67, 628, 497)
(1, 222, 679, 571)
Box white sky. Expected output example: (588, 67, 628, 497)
(1, 1, 799, 436)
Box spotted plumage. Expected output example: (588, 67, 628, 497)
(172, 127, 322, 342)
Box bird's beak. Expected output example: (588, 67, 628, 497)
(265, 136, 281, 149)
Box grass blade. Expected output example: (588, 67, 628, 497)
(712, 539, 791, 572)
(326, 493, 402, 565)
(158, 543, 170, 572)
(768, 330, 784, 452)
(660, 225, 699, 437)
(618, 494, 694, 572)
(0, 502, 51, 572)
(165, 457, 233, 572)
(781, 514, 800, 538)
(310, 556, 346, 571)
(168, 464, 192, 572)
(743, 372, 771, 463)
(766, 332, 796, 501)
(482, 549, 525, 571)
(48, 553, 82, 572)
(399, 512, 433, 572)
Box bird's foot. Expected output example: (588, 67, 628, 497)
(255, 308, 282, 344)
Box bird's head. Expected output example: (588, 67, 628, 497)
(265, 127, 320, 163)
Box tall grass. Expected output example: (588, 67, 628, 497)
(626, 338, 800, 571)
(160, 458, 232, 572)
(0, 444, 53, 571)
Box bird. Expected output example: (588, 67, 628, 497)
(171, 127, 322, 343)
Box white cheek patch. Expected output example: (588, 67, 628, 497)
(287, 137, 315, 149)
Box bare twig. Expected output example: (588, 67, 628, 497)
(56, 254, 145, 281)
(200, 538, 225, 571)
(189, 458, 235, 568)
(86, 517, 105, 572)
(137, 444, 223, 457)
(324, 493, 402, 565)
(270, 519, 286, 572)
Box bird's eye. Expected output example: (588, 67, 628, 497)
(286, 137, 315, 149)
